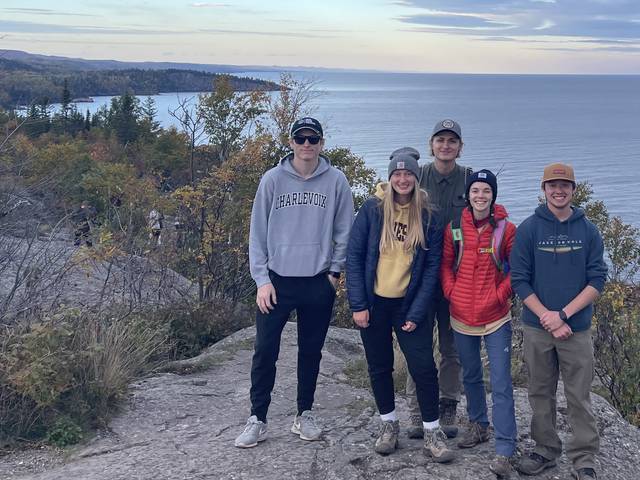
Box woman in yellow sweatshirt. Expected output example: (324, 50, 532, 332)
(346, 147, 452, 462)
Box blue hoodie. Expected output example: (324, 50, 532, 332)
(510, 204, 607, 332)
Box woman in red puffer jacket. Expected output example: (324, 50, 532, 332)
(440, 169, 518, 478)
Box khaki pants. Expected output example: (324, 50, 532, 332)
(523, 326, 599, 470)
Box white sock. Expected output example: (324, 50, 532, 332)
(380, 410, 398, 422)
(423, 419, 440, 430)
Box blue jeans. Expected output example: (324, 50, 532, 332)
(454, 322, 517, 457)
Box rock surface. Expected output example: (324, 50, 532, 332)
(2, 323, 639, 480)
(0, 231, 195, 322)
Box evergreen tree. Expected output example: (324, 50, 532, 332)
(61, 79, 72, 121)
(108, 91, 140, 145)
(140, 96, 160, 138)
(84, 110, 91, 131)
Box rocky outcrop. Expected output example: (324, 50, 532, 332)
(2, 323, 639, 479)
(0, 231, 195, 322)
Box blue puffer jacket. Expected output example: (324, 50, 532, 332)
(346, 194, 443, 325)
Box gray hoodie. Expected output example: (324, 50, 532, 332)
(249, 153, 355, 287)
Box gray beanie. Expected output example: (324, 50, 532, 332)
(389, 147, 420, 161)
(388, 147, 421, 179)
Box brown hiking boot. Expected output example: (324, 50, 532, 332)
(489, 455, 517, 478)
(407, 414, 423, 439)
(374, 420, 399, 455)
(423, 426, 455, 463)
(457, 422, 489, 448)
(439, 398, 459, 438)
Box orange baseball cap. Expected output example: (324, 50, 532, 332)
(541, 163, 576, 188)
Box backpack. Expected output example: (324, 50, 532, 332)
(450, 215, 509, 274)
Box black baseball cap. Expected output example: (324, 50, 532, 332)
(290, 117, 323, 137)
(431, 119, 462, 140)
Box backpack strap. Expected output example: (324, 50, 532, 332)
(490, 218, 508, 273)
(451, 215, 463, 273)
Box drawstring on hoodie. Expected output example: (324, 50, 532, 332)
(568, 219, 575, 265)
(551, 209, 576, 265)
(553, 220, 558, 263)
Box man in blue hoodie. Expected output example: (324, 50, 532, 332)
(510, 163, 607, 480)
(234, 117, 354, 448)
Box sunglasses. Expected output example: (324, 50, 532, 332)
(293, 135, 322, 145)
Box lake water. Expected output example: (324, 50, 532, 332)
(73, 71, 640, 227)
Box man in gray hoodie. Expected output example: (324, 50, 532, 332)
(235, 117, 354, 448)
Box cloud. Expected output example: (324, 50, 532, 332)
(533, 19, 555, 30)
(398, 13, 515, 30)
(0, 20, 191, 35)
(197, 28, 332, 38)
(189, 3, 232, 7)
(394, 0, 640, 41)
(2, 7, 96, 17)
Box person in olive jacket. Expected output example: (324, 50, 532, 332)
(346, 148, 454, 463)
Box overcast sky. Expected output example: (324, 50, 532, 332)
(1, 0, 639, 73)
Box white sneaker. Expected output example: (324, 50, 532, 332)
(234, 415, 267, 448)
(291, 410, 322, 441)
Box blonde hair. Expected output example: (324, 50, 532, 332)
(379, 178, 432, 253)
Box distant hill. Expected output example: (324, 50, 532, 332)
(0, 50, 280, 108)
(0, 49, 367, 75)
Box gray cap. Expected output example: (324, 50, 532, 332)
(431, 119, 462, 140)
(388, 149, 420, 179)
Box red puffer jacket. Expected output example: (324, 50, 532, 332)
(441, 203, 516, 327)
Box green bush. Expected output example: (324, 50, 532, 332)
(593, 282, 640, 426)
(165, 299, 253, 360)
(46, 416, 83, 447)
(0, 308, 167, 445)
(573, 182, 640, 426)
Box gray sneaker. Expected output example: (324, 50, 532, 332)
(407, 414, 424, 439)
(291, 410, 322, 441)
(234, 415, 267, 448)
(423, 426, 456, 463)
(374, 420, 400, 454)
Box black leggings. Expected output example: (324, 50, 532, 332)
(360, 295, 439, 422)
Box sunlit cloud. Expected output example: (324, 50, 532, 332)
(197, 28, 332, 38)
(2, 7, 96, 17)
(0, 20, 191, 35)
(190, 3, 232, 7)
(534, 19, 555, 30)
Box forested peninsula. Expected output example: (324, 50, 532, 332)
(0, 51, 279, 108)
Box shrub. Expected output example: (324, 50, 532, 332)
(46, 416, 83, 447)
(164, 299, 253, 360)
(0, 308, 167, 444)
(573, 182, 640, 426)
(593, 282, 640, 426)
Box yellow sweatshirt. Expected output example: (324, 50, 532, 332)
(373, 183, 413, 298)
